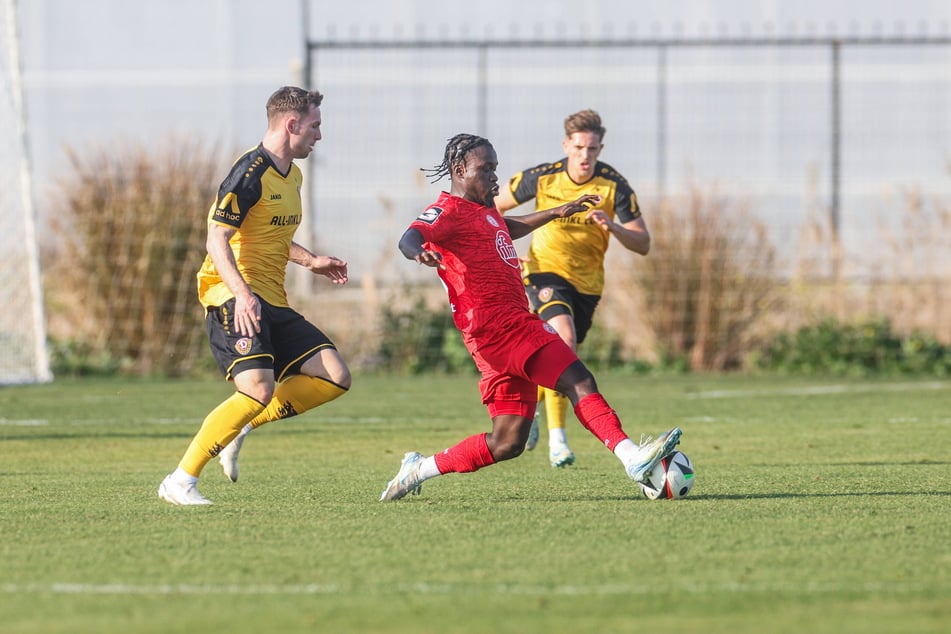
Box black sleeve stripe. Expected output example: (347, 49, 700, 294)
(512, 160, 564, 204)
(212, 148, 266, 226)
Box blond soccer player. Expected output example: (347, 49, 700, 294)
(495, 109, 650, 468)
(158, 86, 351, 505)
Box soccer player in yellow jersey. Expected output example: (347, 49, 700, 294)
(158, 86, 351, 505)
(495, 109, 650, 468)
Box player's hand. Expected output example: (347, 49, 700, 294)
(414, 249, 444, 269)
(555, 194, 602, 218)
(234, 292, 262, 337)
(309, 255, 349, 284)
(585, 209, 613, 231)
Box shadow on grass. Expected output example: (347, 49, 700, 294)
(693, 490, 951, 500)
(510, 489, 951, 503)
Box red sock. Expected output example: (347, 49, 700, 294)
(433, 433, 496, 474)
(574, 393, 629, 451)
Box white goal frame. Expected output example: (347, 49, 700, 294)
(1, 0, 51, 384)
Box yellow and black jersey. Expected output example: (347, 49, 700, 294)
(507, 159, 640, 296)
(197, 144, 303, 309)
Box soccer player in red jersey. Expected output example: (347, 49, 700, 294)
(380, 134, 681, 501)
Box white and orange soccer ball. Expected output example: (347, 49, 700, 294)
(639, 450, 695, 500)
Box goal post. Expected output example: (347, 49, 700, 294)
(0, 0, 52, 384)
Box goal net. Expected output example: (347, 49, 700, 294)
(0, 0, 51, 384)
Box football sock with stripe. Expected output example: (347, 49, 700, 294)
(248, 375, 348, 429)
(544, 388, 570, 447)
(177, 391, 266, 477)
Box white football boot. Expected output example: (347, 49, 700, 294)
(379, 451, 425, 501)
(625, 427, 682, 484)
(218, 429, 249, 482)
(158, 474, 213, 506)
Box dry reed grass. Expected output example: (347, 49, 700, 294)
(45, 138, 222, 376)
(788, 182, 951, 344)
(599, 184, 782, 371)
(41, 143, 951, 376)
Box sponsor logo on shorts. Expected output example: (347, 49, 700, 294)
(539, 287, 553, 302)
(235, 338, 252, 354)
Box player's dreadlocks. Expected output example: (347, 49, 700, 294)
(422, 133, 493, 183)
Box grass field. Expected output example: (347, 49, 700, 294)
(1, 373, 948, 633)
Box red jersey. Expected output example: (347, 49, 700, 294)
(409, 192, 531, 338)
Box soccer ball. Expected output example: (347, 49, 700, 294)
(639, 451, 695, 500)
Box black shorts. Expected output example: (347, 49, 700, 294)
(205, 296, 336, 381)
(524, 272, 601, 345)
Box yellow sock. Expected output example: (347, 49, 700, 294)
(178, 392, 265, 477)
(248, 375, 348, 429)
(544, 388, 570, 431)
(536, 385, 545, 408)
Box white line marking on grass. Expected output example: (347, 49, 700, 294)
(685, 381, 949, 400)
(0, 419, 48, 426)
(0, 581, 928, 596)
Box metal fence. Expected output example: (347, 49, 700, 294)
(300, 32, 951, 284)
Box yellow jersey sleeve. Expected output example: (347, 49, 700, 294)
(197, 146, 304, 309)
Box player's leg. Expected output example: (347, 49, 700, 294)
(524, 385, 543, 452)
(380, 375, 536, 501)
(159, 302, 275, 505)
(526, 276, 579, 466)
(219, 310, 351, 481)
(159, 368, 271, 505)
(543, 289, 599, 467)
(535, 347, 682, 484)
(541, 313, 575, 467)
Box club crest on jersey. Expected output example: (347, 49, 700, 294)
(234, 338, 252, 354)
(417, 206, 443, 224)
(495, 230, 520, 269)
(539, 287, 553, 302)
(486, 214, 499, 227)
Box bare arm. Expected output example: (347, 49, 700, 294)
(289, 241, 349, 284)
(206, 222, 260, 336)
(398, 228, 443, 268)
(586, 212, 650, 255)
(504, 194, 602, 240)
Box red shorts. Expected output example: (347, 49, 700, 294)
(465, 312, 579, 418)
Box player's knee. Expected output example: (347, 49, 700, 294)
(555, 361, 598, 400)
(333, 365, 352, 390)
(486, 429, 525, 461)
(491, 439, 525, 461)
(245, 384, 275, 405)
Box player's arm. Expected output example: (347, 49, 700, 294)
(289, 241, 348, 284)
(398, 228, 443, 268)
(206, 221, 260, 336)
(504, 194, 602, 240)
(586, 213, 651, 255)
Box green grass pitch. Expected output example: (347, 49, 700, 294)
(1, 374, 948, 633)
